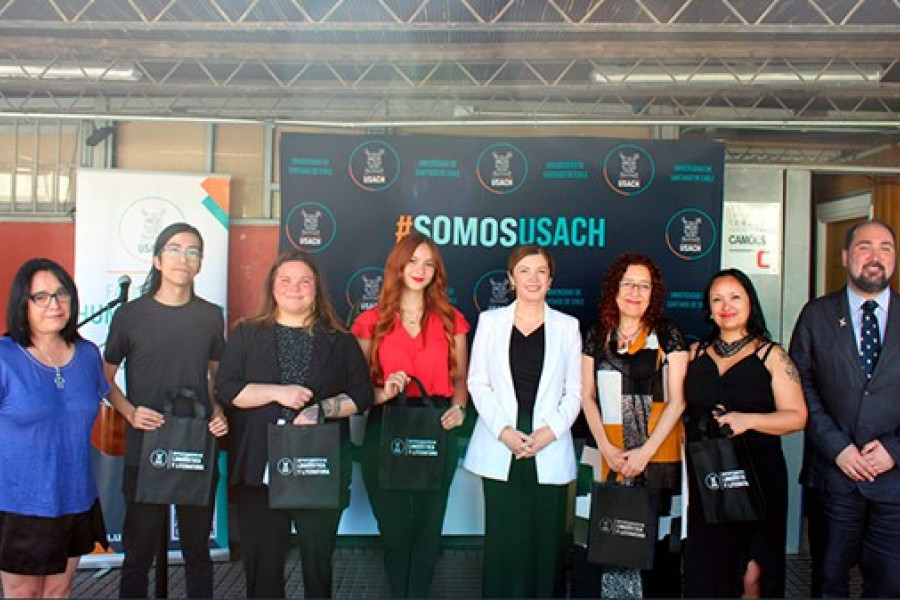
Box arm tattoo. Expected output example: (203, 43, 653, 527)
(778, 347, 800, 383)
(321, 394, 350, 418)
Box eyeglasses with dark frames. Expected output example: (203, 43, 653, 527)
(29, 288, 72, 308)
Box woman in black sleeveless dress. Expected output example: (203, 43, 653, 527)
(683, 269, 806, 598)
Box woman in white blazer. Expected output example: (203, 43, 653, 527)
(464, 245, 582, 598)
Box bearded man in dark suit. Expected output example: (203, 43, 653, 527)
(791, 219, 900, 598)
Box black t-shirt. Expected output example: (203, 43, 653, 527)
(104, 294, 225, 465)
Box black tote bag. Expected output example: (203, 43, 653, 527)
(136, 389, 216, 506)
(687, 413, 764, 524)
(587, 472, 659, 570)
(267, 404, 341, 510)
(379, 375, 449, 491)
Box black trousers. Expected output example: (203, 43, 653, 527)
(233, 484, 342, 599)
(482, 455, 569, 598)
(811, 487, 900, 598)
(119, 466, 215, 598)
(362, 417, 458, 598)
(805, 486, 825, 598)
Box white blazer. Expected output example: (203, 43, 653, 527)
(463, 301, 582, 484)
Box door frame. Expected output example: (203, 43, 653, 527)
(815, 192, 872, 297)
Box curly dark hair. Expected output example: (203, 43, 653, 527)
(700, 268, 770, 344)
(594, 252, 667, 343)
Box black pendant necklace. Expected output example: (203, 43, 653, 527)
(713, 333, 755, 358)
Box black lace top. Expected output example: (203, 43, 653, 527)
(275, 324, 314, 387)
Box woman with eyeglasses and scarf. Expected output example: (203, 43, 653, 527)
(580, 253, 688, 598)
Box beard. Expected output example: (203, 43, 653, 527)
(850, 261, 891, 294)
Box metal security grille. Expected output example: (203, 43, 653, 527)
(0, 0, 897, 166)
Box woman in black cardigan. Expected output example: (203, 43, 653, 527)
(216, 251, 372, 598)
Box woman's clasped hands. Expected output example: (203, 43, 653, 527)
(500, 426, 555, 459)
(601, 442, 654, 479)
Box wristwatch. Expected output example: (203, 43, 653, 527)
(453, 404, 466, 414)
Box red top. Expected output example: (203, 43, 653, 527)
(351, 306, 470, 397)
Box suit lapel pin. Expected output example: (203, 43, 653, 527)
(839, 317, 848, 328)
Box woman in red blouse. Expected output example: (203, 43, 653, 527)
(351, 232, 469, 598)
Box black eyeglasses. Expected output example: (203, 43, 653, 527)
(29, 289, 72, 308)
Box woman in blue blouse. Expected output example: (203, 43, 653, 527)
(0, 259, 109, 598)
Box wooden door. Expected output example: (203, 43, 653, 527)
(824, 218, 866, 294)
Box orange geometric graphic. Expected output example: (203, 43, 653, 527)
(202, 177, 231, 214)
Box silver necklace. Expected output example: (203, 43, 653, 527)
(616, 325, 641, 353)
(37, 345, 66, 390)
(712, 334, 755, 358)
(400, 306, 423, 325)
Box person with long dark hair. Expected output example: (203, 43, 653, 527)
(0, 259, 109, 598)
(464, 245, 582, 598)
(351, 233, 469, 598)
(103, 222, 228, 598)
(580, 252, 687, 597)
(683, 268, 806, 597)
(216, 250, 372, 598)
